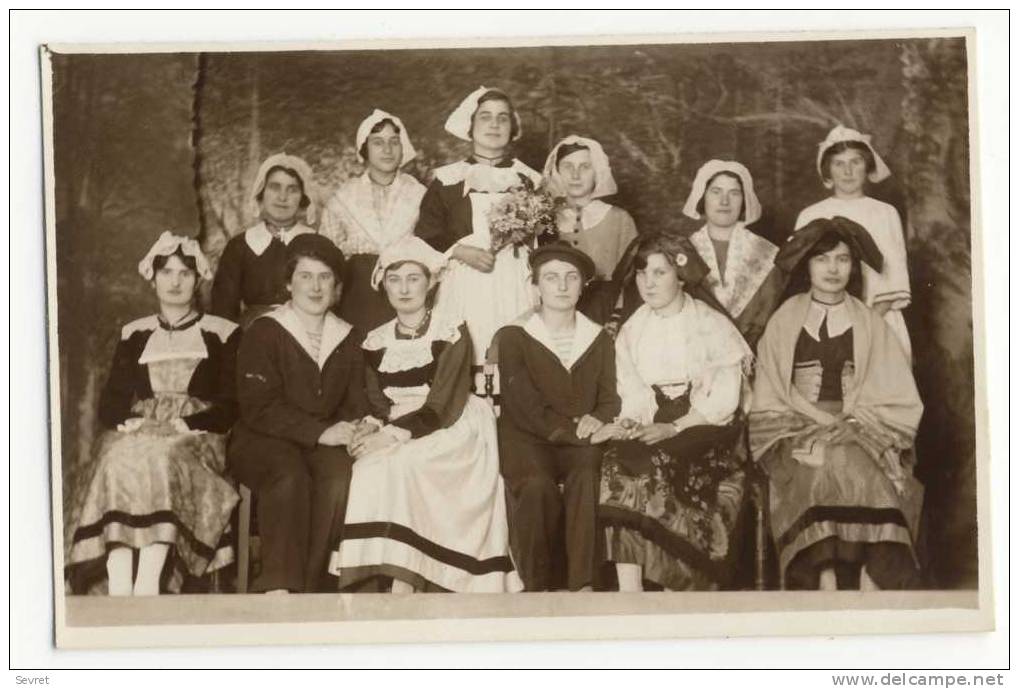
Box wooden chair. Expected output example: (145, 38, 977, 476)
(235, 483, 255, 593)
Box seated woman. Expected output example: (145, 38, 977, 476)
(329, 236, 521, 593)
(212, 152, 319, 328)
(680, 159, 785, 349)
(319, 109, 427, 331)
(65, 232, 240, 595)
(541, 135, 638, 324)
(229, 234, 371, 593)
(595, 232, 753, 592)
(750, 216, 924, 590)
(496, 242, 620, 592)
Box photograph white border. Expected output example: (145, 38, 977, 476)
(11, 9, 1010, 669)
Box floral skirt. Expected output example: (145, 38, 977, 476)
(598, 393, 747, 590)
(65, 420, 239, 594)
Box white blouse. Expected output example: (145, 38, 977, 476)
(795, 196, 911, 310)
(319, 171, 426, 256)
(616, 298, 749, 426)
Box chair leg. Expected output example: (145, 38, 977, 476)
(237, 484, 252, 594)
(754, 480, 767, 591)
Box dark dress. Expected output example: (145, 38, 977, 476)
(495, 312, 620, 591)
(65, 313, 241, 594)
(228, 305, 370, 592)
(211, 223, 316, 328)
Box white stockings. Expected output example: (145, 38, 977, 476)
(390, 579, 415, 594)
(105, 543, 170, 596)
(616, 563, 644, 592)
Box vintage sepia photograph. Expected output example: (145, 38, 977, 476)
(33, 18, 996, 654)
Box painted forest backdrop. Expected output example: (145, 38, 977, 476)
(50, 37, 976, 588)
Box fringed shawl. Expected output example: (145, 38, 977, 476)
(749, 293, 922, 480)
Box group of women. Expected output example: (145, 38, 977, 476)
(64, 85, 924, 597)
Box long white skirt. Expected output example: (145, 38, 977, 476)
(329, 396, 523, 592)
(434, 246, 537, 366)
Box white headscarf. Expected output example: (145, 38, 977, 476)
(248, 152, 319, 224)
(138, 231, 213, 281)
(542, 135, 618, 200)
(370, 235, 447, 290)
(355, 109, 417, 168)
(816, 125, 891, 184)
(682, 159, 763, 226)
(444, 85, 523, 142)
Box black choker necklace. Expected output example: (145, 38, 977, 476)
(811, 295, 846, 306)
(472, 152, 505, 162)
(396, 310, 431, 338)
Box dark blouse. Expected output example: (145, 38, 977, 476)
(495, 324, 620, 446)
(363, 319, 473, 439)
(98, 313, 240, 433)
(234, 316, 370, 448)
(793, 319, 854, 403)
(211, 232, 292, 322)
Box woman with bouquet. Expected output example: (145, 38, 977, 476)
(415, 86, 545, 369)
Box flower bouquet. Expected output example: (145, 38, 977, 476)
(487, 178, 560, 255)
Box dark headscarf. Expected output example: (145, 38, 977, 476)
(776, 216, 884, 274)
(612, 231, 736, 327)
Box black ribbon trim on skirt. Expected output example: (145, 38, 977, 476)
(597, 504, 725, 582)
(776, 505, 910, 552)
(340, 521, 514, 575)
(70, 509, 218, 561)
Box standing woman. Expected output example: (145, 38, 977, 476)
(65, 232, 240, 595)
(212, 153, 319, 328)
(681, 159, 785, 349)
(229, 234, 371, 593)
(319, 109, 427, 331)
(416, 86, 543, 368)
(330, 236, 521, 593)
(541, 135, 638, 324)
(750, 216, 923, 590)
(794, 125, 912, 360)
(594, 233, 754, 591)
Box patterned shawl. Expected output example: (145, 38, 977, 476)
(749, 293, 922, 484)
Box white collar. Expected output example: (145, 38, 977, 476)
(433, 159, 542, 193)
(266, 303, 353, 370)
(522, 309, 602, 370)
(558, 200, 612, 232)
(803, 298, 852, 341)
(244, 222, 315, 256)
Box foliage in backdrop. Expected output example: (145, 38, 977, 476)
(50, 36, 974, 587)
